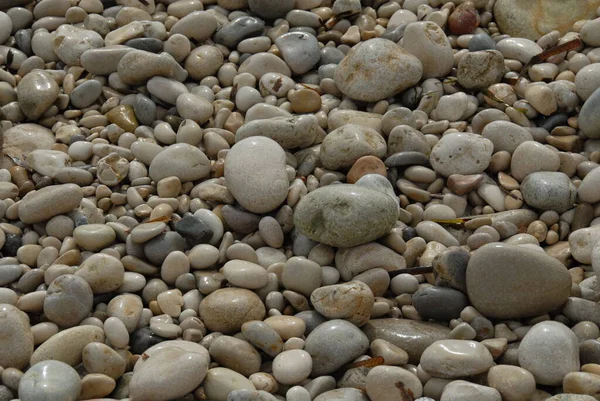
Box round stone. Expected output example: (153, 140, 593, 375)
(430, 133, 494, 177)
(481, 120, 533, 153)
(70, 79, 102, 109)
(510, 141, 561, 182)
(420, 340, 494, 378)
(294, 184, 398, 248)
(521, 172, 576, 213)
(440, 380, 501, 401)
(44, 274, 93, 328)
(224, 137, 289, 214)
(75, 253, 125, 293)
(275, 32, 320, 75)
(19, 360, 81, 401)
(199, 288, 266, 334)
(17, 70, 60, 120)
(272, 349, 312, 385)
(466, 243, 572, 319)
(579, 87, 600, 139)
(366, 365, 424, 401)
(518, 321, 580, 385)
(319, 124, 387, 170)
(334, 38, 423, 102)
(305, 319, 369, 376)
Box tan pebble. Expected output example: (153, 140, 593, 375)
(31, 322, 59, 345)
(370, 338, 409, 365)
(82, 342, 127, 379)
(264, 315, 306, 340)
(487, 364, 536, 401)
(0, 304, 34, 370)
(80, 373, 116, 400)
(209, 335, 261, 376)
(30, 325, 105, 366)
(107, 294, 143, 333)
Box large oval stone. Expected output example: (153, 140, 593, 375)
(199, 288, 266, 334)
(362, 318, 451, 364)
(149, 143, 211, 183)
(334, 38, 423, 102)
(18, 184, 83, 224)
(294, 184, 398, 248)
(0, 304, 34, 370)
(494, 0, 600, 40)
(224, 136, 289, 214)
(466, 243, 571, 319)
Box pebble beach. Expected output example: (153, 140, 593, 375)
(1, 0, 600, 400)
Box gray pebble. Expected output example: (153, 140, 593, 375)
(521, 172, 576, 213)
(43, 274, 93, 328)
(144, 231, 186, 265)
(18, 360, 81, 401)
(248, 0, 294, 20)
(214, 17, 265, 49)
(468, 33, 496, 51)
(275, 32, 321, 74)
(412, 286, 469, 321)
(70, 79, 102, 109)
(125, 37, 163, 53)
(133, 93, 156, 126)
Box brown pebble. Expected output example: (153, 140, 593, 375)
(447, 173, 484, 195)
(346, 155, 387, 184)
(106, 105, 139, 133)
(448, 1, 480, 35)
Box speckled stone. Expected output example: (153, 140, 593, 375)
(0, 304, 34, 370)
(334, 38, 423, 102)
(430, 133, 494, 177)
(294, 184, 398, 248)
(199, 288, 266, 334)
(521, 172, 576, 213)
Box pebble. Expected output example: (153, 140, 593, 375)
(334, 38, 423, 102)
(440, 380, 501, 401)
(224, 137, 289, 214)
(579, 87, 600, 139)
(294, 185, 398, 248)
(521, 172, 576, 213)
(304, 319, 369, 376)
(412, 286, 469, 321)
(203, 367, 257, 401)
(320, 124, 386, 170)
(430, 133, 494, 177)
(17, 70, 59, 120)
(0, 304, 34, 370)
(18, 183, 83, 224)
(272, 349, 312, 385)
(43, 274, 93, 328)
(275, 32, 320, 75)
(510, 141, 561, 182)
(130, 345, 209, 401)
(518, 321, 580, 385)
(199, 288, 265, 334)
(457, 50, 504, 89)
(420, 339, 494, 378)
(496, 37, 542, 64)
(366, 365, 423, 401)
(310, 281, 374, 326)
(149, 143, 211, 183)
(18, 360, 81, 401)
(487, 365, 536, 401)
(30, 325, 105, 366)
(403, 21, 453, 79)
(466, 243, 571, 319)
(482, 120, 533, 153)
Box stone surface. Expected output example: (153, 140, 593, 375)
(18, 184, 83, 224)
(304, 319, 370, 376)
(430, 133, 493, 177)
(19, 360, 81, 401)
(0, 304, 34, 370)
(294, 184, 398, 248)
(334, 38, 423, 102)
(466, 243, 571, 319)
(362, 319, 451, 364)
(521, 172, 577, 213)
(199, 288, 266, 334)
(518, 321, 580, 385)
(494, 0, 600, 40)
(420, 340, 494, 378)
(224, 137, 289, 214)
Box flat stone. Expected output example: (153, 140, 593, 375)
(70, 79, 102, 109)
(510, 141, 561, 182)
(521, 172, 576, 213)
(235, 115, 319, 150)
(80, 46, 135, 76)
(18, 184, 83, 224)
(304, 319, 369, 376)
(149, 143, 211, 183)
(294, 185, 398, 248)
(334, 38, 423, 102)
(495, 37, 542, 63)
(224, 137, 289, 214)
(493, 0, 600, 40)
(362, 319, 451, 364)
(117, 50, 179, 85)
(421, 339, 494, 378)
(366, 365, 424, 401)
(412, 286, 469, 321)
(52, 25, 103, 66)
(214, 16, 265, 49)
(30, 325, 105, 366)
(466, 243, 571, 319)
(440, 380, 501, 401)
(518, 321, 580, 385)
(170, 11, 217, 42)
(482, 120, 533, 154)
